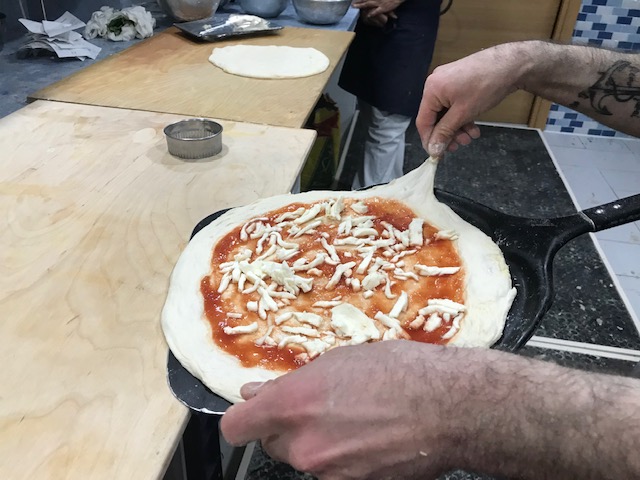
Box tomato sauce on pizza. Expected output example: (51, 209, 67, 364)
(200, 196, 465, 371)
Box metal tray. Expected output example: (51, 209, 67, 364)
(174, 14, 283, 41)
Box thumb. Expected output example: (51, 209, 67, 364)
(426, 106, 469, 158)
(240, 381, 266, 400)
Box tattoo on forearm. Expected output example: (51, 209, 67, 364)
(571, 60, 640, 117)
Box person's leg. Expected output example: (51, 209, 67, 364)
(352, 101, 412, 190)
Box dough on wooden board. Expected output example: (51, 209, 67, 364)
(208, 45, 330, 79)
(162, 158, 517, 403)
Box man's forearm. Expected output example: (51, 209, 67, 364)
(447, 350, 640, 479)
(222, 341, 639, 479)
(509, 41, 640, 136)
(417, 39, 640, 154)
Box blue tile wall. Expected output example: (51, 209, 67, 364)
(545, 0, 639, 138)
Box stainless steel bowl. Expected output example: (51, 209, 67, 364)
(164, 119, 223, 159)
(239, 0, 289, 18)
(157, 0, 221, 21)
(292, 0, 350, 24)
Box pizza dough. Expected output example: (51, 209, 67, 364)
(162, 158, 516, 403)
(208, 45, 330, 79)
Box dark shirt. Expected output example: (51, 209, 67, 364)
(339, 0, 443, 117)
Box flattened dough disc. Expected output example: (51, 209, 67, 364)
(208, 45, 330, 79)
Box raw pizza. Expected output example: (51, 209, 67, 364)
(162, 159, 516, 403)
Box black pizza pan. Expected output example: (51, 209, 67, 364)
(168, 209, 232, 415)
(167, 192, 640, 414)
(435, 190, 640, 351)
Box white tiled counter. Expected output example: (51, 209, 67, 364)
(542, 130, 640, 325)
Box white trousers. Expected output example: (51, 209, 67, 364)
(351, 101, 412, 190)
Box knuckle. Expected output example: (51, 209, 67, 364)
(454, 131, 471, 145)
(274, 391, 320, 426)
(423, 76, 436, 92)
(261, 439, 287, 463)
(425, 70, 446, 89)
(293, 430, 345, 474)
(288, 446, 320, 473)
(272, 401, 298, 426)
(429, 65, 444, 77)
(435, 123, 457, 138)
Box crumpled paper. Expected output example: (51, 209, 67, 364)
(18, 11, 101, 60)
(84, 6, 156, 42)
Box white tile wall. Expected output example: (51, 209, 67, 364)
(600, 240, 640, 277)
(618, 275, 640, 323)
(542, 131, 640, 335)
(543, 132, 588, 149)
(623, 139, 640, 156)
(545, 0, 640, 137)
(552, 163, 618, 206)
(600, 169, 640, 195)
(551, 147, 640, 175)
(595, 222, 640, 244)
(580, 136, 635, 153)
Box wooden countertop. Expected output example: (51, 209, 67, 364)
(0, 100, 315, 479)
(30, 27, 354, 129)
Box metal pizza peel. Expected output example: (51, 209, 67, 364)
(167, 209, 232, 415)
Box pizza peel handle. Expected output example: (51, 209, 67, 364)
(582, 193, 640, 230)
(435, 190, 640, 352)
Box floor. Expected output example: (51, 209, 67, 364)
(540, 130, 640, 330)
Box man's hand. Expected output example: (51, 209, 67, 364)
(221, 341, 463, 479)
(416, 44, 525, 157)
(221, 337, 640, 479)
(353, 0, 403, 16)
(360, 7, 395, 28)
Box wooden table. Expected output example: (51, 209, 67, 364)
(0, 100, 315, 479)
(30, 27, 354, 129)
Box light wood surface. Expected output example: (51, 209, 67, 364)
(0, 100, 315, 480)
(431, 0, 576, 124)
(30, 27, 354, 129)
